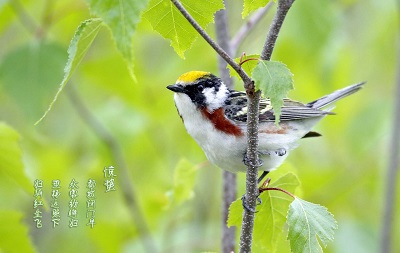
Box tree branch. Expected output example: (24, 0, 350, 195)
(215, 2, 237, 252)
(231, 2, 274, 56)
(260, 0, 295, 61)
(171, 1, 296, 251)
(380, 33, 400, 253)
(170, 0, 252, 87)
(239, 89, 261, 253)
(239, 1, 295, 252)
(66, 85, 159, 253)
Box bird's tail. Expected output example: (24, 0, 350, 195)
(306, 82, 366, 109)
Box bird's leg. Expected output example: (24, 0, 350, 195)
(241, 155, 269, 212)
(257, 171, 269, 184)
(240, 148, 286, 212)
(240, 172, 269, 213)
(274, 148, 287, 156)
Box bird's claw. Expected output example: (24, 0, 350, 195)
(242, 153, 264, 167)
(241, 195, 262, 213)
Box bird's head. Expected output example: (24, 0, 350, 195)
(167, 71, 229, 111)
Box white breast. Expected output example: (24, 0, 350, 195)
(174, 93, 324, 173)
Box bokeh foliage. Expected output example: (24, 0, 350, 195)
(0, 0, 398, 252)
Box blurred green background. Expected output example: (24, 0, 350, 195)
(0, 0, 398, 252)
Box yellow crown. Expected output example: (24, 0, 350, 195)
(177, 71, 210, 83)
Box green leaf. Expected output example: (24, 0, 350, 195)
(287, 197, 338, 253)
(0, 211, 35, 253)
(227, 195, 242, 227)
(227, 54, 259, 81)
(85, 0, 148, 80)
(165, 159, 198, 207)
(242, 0, 272, 18)
(227, 172, 299, 234)
(0, 123, 31, 193)
(35, 18, 103, 125)
(254, 173, 300, 252)
(143, 0, 224, 58)
(0, 42, 66, 121)
(252, 60, 294, 124)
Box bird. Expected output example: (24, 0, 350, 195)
(167, 71, 364, 181)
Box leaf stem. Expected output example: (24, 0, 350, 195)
(259, 187, 296, 199)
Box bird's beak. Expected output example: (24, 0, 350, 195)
(167, 84, 185, 93)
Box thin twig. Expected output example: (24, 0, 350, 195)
(380, 35, 400, 253)
(215, 2, 237, 252)
(170, 0, 252, 87)
(231, 1, 274, 55)
(239, 1, 296, 252)
(260, 0, 295, 61)
(259, 187, 295, 199)
(66, 85, 159, 253)
(239, 90, 261, 253)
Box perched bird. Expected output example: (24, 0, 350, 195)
(167, 71, 364, 180)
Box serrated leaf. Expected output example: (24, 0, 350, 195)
(0, 211, 35, 253)
(143, 0, 224, 58)
(227, 195, 242, 227)
(287, 198, 338, 253)
(254, 173, 299, 252)
(242, 0, 273, 18)
(35, 18, 102, 124)
(165, 159, 198, 208)
(227, 54, 259, 81)
(252, 60, 294, 124)
(86, 0, 148, 80)
(227, 172, 299, 233)
(0, 123, 31, 193)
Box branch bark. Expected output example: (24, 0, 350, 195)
(66, 85, 159, 253)
(170, 0, 252, 87)
(261, 0, 295, 61)
(171, 1, 295, 252)
(215, 3, 237, 252)
(240, 1, 295, 252)
(380, 32, 400, 253)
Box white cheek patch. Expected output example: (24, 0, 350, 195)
(203, 83, 229, 111)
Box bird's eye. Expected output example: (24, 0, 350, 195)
(197, 84, 204, 91)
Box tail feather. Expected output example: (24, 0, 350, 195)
(306, 82, 366, 109)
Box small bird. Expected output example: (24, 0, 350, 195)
(167, 71, 364, 179)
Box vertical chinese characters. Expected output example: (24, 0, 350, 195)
(86, 179, 96, 228)
(68, 178, 79, 228)
(104, 166, 116, 192)
(33, 179, 44, 228)
(51, 179, 61, 227)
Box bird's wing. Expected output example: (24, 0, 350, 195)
(224, 92, 331, 123)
